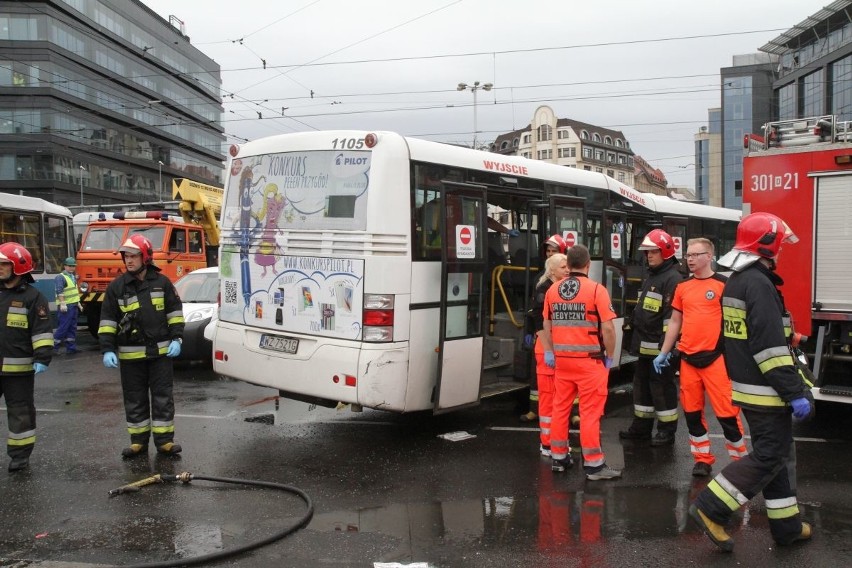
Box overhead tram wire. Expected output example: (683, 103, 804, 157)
(6, 8, 788, 136)
(11, 5, 788, 118)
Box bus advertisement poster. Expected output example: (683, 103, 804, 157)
(219, 252, 365, 340)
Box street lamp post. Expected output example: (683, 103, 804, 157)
(158, 160, 164, 202)
(457, 81, 493, 149)
(79, 165, 85, 206)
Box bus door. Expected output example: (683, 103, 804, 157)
(602, 210, 637, 367)
(434, 184, 488, 413)
(549, 195, 586, 251)
(603, 210, 629, 317)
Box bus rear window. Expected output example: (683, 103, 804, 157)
(223, 150, 370, 231)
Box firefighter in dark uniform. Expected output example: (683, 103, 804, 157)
(619, 229, 683, 445)
(0, 242, 53, 472)
(99, 234, 185, 458)
(690, 212, 813, 551)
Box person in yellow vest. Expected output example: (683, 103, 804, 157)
(53, 257, 80, 354)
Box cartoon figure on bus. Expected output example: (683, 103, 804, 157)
(253, 183, 288, 277)
(236, 163, 264, 304)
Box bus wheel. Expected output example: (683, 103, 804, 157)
(85, 303, 101, 339)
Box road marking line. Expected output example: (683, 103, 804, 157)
(709, 433, 828, 443)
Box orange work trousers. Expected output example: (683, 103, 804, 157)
(680, 355, 746, 465)
(535, 351, 555, 448)
(550, 356, 609, 469)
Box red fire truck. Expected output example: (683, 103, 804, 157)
(744, 115, 852, 404)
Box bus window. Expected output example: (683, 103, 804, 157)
(719, 222, 737, 259)
(586, 215, 602, 258)
(44, 215, 68, 273)
(553, 204, 584, 245)
(1, 210, 42, 271)
(413, 192, 442, 261)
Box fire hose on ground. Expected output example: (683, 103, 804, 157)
(108, 471, 314, 568)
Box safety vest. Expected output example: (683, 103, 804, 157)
(60, 272, 80, 305)
(544, 275, 605, 358)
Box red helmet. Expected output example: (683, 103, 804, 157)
(544, 234, 567, 254)
(639, 229, 676, 260)
(0, 242, 34, 275)
(119, 234, 154, 265)
(734, 212, 798, 259)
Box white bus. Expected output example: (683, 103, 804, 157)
(212, 131, 740, 414)
(0, 193, 75, 308)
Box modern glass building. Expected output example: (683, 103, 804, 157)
(761, 0, 852, 122)
(0, 0, 224, 207)
(719, 54, 776, 210)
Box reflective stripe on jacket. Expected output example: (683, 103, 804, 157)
(0, 282, 53, 375)
(98, 267, 184, 360)
(721, 263, 809, 412)
(543, 274, 616, 358)
(629, 258, 682, 357)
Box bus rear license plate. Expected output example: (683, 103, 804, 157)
(259, 334, 299, 354)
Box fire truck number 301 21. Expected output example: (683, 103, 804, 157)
(749, 172, 800, 191)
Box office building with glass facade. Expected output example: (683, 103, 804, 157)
(0, 0, 224, 206)
(719, 54, 776, 209)
(763, 0, 852, 122)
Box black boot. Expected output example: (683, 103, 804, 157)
(8, 457, 29, 472)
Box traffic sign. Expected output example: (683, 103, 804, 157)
(563, 230, 577, 248)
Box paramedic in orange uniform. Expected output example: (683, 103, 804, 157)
(540, 244, 621, 480)
(655, 238, 747, 477)
(531, 252, 569, 456)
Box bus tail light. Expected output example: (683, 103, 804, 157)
(333, 374, 357, 387)
(363, 294, 394, 342)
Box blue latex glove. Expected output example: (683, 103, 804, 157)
(544, 351, 556, 368)
(604, 356, 614, 369)
(524, 334, 534, 349)
(790, 397, 811, 420)
(34, 363, 47, 374)
(166, 340, 182, 358)
(103, 352, 118, 368)
(653, 351, 671, 374)
(507, 229, 520, 237)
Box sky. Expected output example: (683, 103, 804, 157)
(141, 0, 828, 189)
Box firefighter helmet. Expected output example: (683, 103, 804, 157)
(544, 234, 567, 254)
(0, 242, 34, 275)
(119, 234, 154, 265)
(733, 212, 798, 259)
(638, 229, 676, 259)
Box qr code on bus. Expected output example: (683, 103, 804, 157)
(224, 280, 238, 305)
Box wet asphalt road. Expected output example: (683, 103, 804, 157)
(0, 336, 850, 567)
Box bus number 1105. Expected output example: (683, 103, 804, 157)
(332, 138, 365, 150)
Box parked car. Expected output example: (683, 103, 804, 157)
(173, 267, 218, 363)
